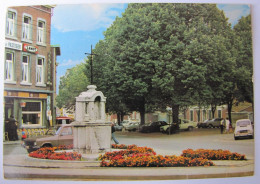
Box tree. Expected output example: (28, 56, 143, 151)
(233, 15, 253, 103)
(221, 14, 253, 124)
(56, 63, 89, 108)
(91, 3, 237, 125)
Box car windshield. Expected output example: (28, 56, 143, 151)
(55, 126, 63, 135)
(237, 121, 251, 126)
(46, 126, 59, 135)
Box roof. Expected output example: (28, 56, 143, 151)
(51, 45, 61, 56)
(232, 102, 253, 112)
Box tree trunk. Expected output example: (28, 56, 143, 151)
(120, 112, 124, 125)
(211, 105, 216, 118)
(117, 113, 121, 125)
(140, 106, 145, 125)
(172, 104, 179, 123)
(227, 100, 233, 127)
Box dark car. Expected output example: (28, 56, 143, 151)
(197, 119, 210, 128)
(140, 121, 168, 133)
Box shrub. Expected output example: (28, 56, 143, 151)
(29, 146, 81, 160)
(99, 146, 214, 167)
(112, 144, 137, 149)
(181, 149, 247, 160)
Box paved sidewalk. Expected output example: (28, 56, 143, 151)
(3, 143, 255, 181)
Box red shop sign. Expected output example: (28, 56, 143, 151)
(23, 44, 38, 54)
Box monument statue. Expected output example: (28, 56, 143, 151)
(72, 85, 111, 155)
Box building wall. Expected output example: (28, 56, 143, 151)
(185, 106, 228, 123)
(4, 5, 55, 136)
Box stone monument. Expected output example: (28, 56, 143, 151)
(72, 85, 111, 155)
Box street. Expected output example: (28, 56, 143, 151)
(115, 128, 255, 159)
(3, 128, 254, 159)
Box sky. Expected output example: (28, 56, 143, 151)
(51, 3, 250, 93)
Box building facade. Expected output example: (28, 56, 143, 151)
(4, 5, 59, 138)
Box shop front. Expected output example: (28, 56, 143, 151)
(4, 90, 51, 140)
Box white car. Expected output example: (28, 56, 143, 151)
(124, 122, 140, 131)
(234, 119, 254, 140)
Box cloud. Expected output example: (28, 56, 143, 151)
(58, 59, 84, 67)
(52, 4, 126, 32)
(218, 4, 250, 26)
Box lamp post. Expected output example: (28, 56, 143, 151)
(85, 45, 98, 84)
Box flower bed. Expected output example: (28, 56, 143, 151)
(111, 144, 137, 149)
(181, 149, 247, 160)
(99, 145, 214, 167)
(29, 146, 81, 160)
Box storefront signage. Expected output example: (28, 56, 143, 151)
(5, 40, 22, 51)
(23, 44, 38, 54)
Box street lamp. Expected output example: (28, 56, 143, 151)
(85, 45, 98, 85)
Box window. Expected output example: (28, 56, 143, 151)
(37, 20, 45, 44)
(5, 52, 14, 81)
(61, 127, 73, 136)
(6, 10, 16, 37)
(22, 15, 32, 41)
(22, 55, 29, 82)
(208, 110, 212, 119)
(218, 110, 222, 118)
(36, 57, 44, 84)
(22, 102, 42, 125)
(190, 110, 194, 121)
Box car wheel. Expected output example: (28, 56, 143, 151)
(166, 128, 170, 134)
(188, 126, 193, 131)
(42, 144, 52, 148)
(208, 124, 213, 128)
(133, 128, 136, 132)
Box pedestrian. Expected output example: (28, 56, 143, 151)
(225, 117, 230, 134)
(111, 123, 119, 144)
(8, 115, 18, 141)
(220, 118, 225, 134)
(21, 128, 27, 140)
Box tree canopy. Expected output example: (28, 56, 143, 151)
(57, 4, 253, 125)
(56, 63, 89, 108)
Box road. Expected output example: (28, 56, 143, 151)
(115, 128, 255, 159)
(3, 128, 254, 159)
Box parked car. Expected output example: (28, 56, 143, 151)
(56, 116, 73, 125)
(197, 119, 210, 128)
(206, 118, 223, 128)
(121, 120, 131, 128)
(124, 122, 140, 131)
(114, 123, 123, 131)
(234, 119, 254, 140)
(160, 119, 197, 134)
(23, 124, 73, 153)
(140, 121, 168, 133)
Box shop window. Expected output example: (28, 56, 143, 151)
(5, 52, 14, 81)
(22, 55, 30, 82)
(22, 102, 42, 125)
(36, 57, 44, 84)
(22, 15, 32, 41)
(37, 20, 46, 44)
(6, 10, 16, 37)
